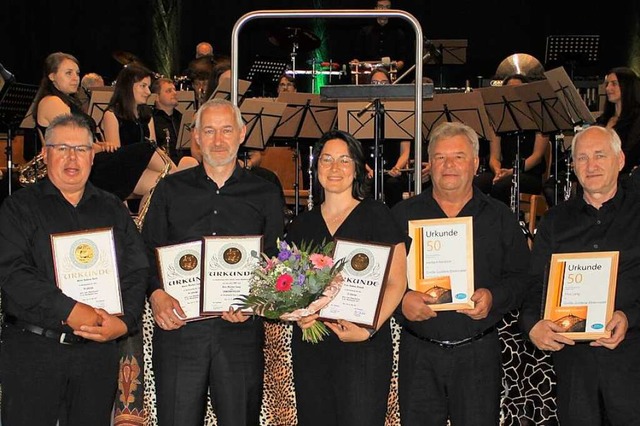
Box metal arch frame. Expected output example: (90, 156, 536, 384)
(231, 9, 425, 195)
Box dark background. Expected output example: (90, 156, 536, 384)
(2, 0, 639, 88)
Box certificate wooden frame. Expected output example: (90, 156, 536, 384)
(50, 227, 123, 315)
(155, 240, 206, 322)
(407, 217, 474, 311)
(200, 235, 263, 315)
(543, 251, 619, 341)
(319, 238, 394, 329)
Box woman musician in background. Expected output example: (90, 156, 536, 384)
(33, 53, 195, 202)
(596, 66, 640, 189)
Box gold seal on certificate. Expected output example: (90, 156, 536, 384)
(543, 251, 619, 340)
(50, 228, 123, 315)
(155, 241, 203, 321)
(407, 217, 474, 310)
(319, 238, 393, 328)
(201, 235, 263, 315)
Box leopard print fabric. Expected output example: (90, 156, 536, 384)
(135, 310, 558, 425)
(498, 311, 558, 425)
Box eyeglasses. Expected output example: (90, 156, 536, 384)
(375, 4, 391, 9)
(46, 143, 93, 156)
(371, 79, 390, 85)
(318, 154, 355, 168)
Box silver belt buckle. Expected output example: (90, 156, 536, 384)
(59, 333, 71, 345)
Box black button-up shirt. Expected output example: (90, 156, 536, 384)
(153, 107, 183, 163)
(520, 189, 640, 337)
(392, 187, 531, 341)
(142, 163, 284, 295)
(0, 178, 149, 333)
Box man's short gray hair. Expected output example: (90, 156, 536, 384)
(571, 125, 622, 157)
(44, 114, 94, 144)
(194, 99, 244, 130)
(428, 121, 479, 158)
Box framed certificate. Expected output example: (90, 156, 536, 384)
(543, 251, 619, 340)
(155, 241, 205, 322)
(50, 228, 123, 315)
(407, 217, 474, 310)
(319, 238, 394, 329)
(201, 235, 263, 315)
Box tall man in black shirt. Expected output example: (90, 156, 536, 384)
(392, 122, 530, 426)
(142, 99, 284, 426)
(520, 125, 640, 425)
(0, 114, 149, 425)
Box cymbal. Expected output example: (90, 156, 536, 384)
(112, 50, 143, 66)
(268, 27, 321, 53)
(495, 53, 544, 80)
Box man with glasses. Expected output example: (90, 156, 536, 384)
(0, 113, 149, 425)
(392, 122, 530, 425)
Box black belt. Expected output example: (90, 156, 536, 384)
(4, 316, 87, 345)
(403, 325, 496, 349)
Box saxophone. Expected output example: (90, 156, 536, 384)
(134, 137, 173, 230)
(18, 153, 47, 185)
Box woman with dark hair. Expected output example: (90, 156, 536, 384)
(596, 67, 640, 177)
(285, 129, 407, 425)
(92, 64, 196, 200)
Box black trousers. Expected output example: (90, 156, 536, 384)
(0, 323, 119, 426)
(153, 318, 264, 426)
(399, 328, 501, 426)
(291, 321, 393, 426)
(552, 338, 640, 426)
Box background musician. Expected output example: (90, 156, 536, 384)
(352, 0, 409, 72)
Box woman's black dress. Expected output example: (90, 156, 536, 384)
(285, 197, 404, 426)
(90, 113, 155, 200)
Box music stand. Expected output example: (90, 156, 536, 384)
(545, 35, 599, 79)
(324, 84, 434, 202)
(0, 70, 38, 195)
(422, 91, 496, 142)
(544, 66, 596, 204)
(175, 90, 196, 116)
(176, 109, 195, 152)
(245, 56, 288, 98)
(210, 78, 251, 105)
(339, 100, 414, 140)
(426, 39, 468, 88)
(88, 87, 114, 134)
(477, 85, 539, 219)
(240, 98, 288, 150)
(273, 92, 337, 213)
(544, 67, 595, 126)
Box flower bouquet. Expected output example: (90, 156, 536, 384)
(237, 240, 345, 343)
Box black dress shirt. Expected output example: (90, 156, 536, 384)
(392, 187, 531, 341)
(142, 163, 284, 295)
(153, 107, 183, 163)
(0, 178, 149, 333)
(520, 188, 640, 337)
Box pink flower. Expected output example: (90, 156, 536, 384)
(309, 254, 334, 269)
(275, 274, 294, 292)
